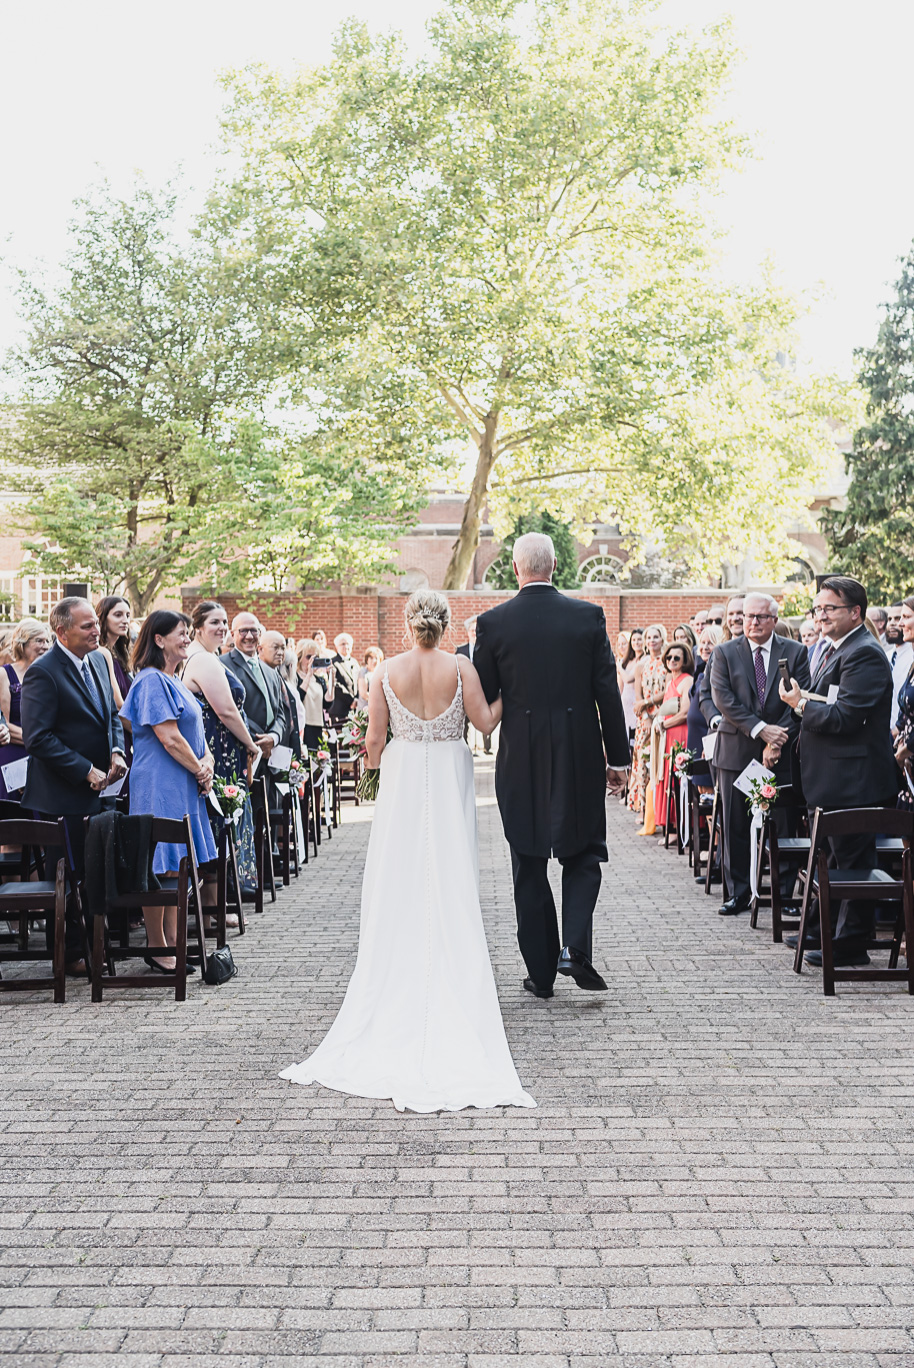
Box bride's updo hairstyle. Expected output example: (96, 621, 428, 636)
(405, 590, 450, 648)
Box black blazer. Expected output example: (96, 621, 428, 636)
(328, 654, 359, 721)
(710, 634, 810, 775)
(799, 625, 899, 809)
(223, 647, 283, 740)
(474, 586, 629, 859)
(21, 644, 126, 816)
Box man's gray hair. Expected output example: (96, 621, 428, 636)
(744, 591, 779, 616)
(49, 596, 90, 634)
(512, 532, 556, 581)
(231, 612, 260, 632)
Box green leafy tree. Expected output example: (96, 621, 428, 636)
(3, 183, 424, 612)
(823, 247, 914, 600)
(216, 0, 848, 590)
(484, 510, 580, 589)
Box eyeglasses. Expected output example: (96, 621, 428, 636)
(813, 604, 847, 618)
(237, 627, 260, 636)
(708, 617, 723, 625)
(744, 612, 774, 622)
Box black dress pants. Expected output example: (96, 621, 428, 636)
(509, 843, 604, 988)
(718, 769, 752, 905)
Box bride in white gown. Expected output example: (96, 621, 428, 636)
(280, 590, 535, 1113)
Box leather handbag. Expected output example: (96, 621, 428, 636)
(204, 944, 238, 985)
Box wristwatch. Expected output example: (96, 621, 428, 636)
(794, 697, 807, 718)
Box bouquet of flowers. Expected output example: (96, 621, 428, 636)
(346, 707, 391, 803)
(744, 774, 778, 813)
(670, 742, 694, 778)
(272, 755, 305, 796)
(309, 733, 333, 790)
(210, 773, 247, 827)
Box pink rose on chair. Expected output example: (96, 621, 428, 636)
(760, 783, 777, 799)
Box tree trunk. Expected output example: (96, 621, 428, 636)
(442, 419, 499, 590)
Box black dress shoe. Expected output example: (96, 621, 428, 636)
(718, 895, 752, 916)
(784, 933, 820, 950)
(144, 955, 196, 977)
(805, 949, 871, 968)
(523, 978, 553, 999)
(556, 946, 608, 991)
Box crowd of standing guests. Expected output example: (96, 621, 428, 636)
(618, 578, 914, 972)
(3, 597, 380, 977)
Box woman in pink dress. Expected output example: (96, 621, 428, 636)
(652, 641, 694, 831)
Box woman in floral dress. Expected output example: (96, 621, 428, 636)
(627, 624, 668, 830)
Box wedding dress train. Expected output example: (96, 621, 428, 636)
(280, 661, 535, 1112)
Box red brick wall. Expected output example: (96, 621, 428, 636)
(181, 586, 775, 657)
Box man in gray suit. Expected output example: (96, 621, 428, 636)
(710, 592, 810, 915)
(224, 612, 284, 759)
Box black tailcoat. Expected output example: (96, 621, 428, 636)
(474, 586, 629, 860)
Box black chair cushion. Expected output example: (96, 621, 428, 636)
(812, 867, 896, 888)
(0, 880, 56, 899)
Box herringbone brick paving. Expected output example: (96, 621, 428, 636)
(2, 756, 914, 1366)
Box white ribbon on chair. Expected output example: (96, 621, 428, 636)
(749, 805, 765, 900)
(679, 774, 690, 848)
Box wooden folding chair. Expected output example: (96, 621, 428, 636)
(0, 818, 74, 1004)
(749, 786, 809, 942)
(686, 759, 713, 871)
(212, 820, 246, 947)
(252, 776, 276, 906)
(793, 807, 914, 995)
(704, 781, 726, 897)
(89, 815, 207, 1003)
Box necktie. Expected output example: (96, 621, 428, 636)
(814, 642, 835, 682)
(247, 657, 275, 728)
(753, 647, 767, 702)
(81, 658, 102, 715)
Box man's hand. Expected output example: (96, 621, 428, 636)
(256, 733, 275, 757)
(106, 754, 128, 787)
(606, 766, 629, 796)
(87, 765, 108, 791)
(759, 723, 789, 748)
(762, 745, 781, 770)
(779, 676, 802, 709)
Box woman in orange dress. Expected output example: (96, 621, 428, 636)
(627, 623, 668, 828)
(653, 641, 694, 832)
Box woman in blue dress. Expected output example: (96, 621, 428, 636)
(120, 610, 217, 974)
(181, 600, 263, 899)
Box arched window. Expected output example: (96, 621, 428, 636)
(786, 558, 815, 586)
(578, 554, 626, 585)
(399, 567, 430, 592)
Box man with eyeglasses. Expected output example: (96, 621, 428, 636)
(708, 592, 809, 916)
(779, 575, 899, 966)
(224, 612, 284, 760)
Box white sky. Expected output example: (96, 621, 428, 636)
(1, 0, 910, 378)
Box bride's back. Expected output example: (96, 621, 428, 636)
(385, 648, 460, 720)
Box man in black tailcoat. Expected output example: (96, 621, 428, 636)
(709, 592, 810, 916)
(473, 533, 630, 998)
(21, 596, 127, 971)
(780, 575, 899, 967)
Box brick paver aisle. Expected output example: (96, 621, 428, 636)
(3, 759, 914, 1365)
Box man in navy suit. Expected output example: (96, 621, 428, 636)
(21, 597, 127, 970)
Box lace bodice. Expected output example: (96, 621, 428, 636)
(382, 661, 466, 742)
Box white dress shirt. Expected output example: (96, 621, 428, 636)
(748, 635, 775, 739)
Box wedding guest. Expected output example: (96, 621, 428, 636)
(120, 611, 216, 974)
(614, 630, 630, 662)
(781, 576, 898, 966)
(673, 623, 697, 651)
(686, 625, 723, 756)
(260, 629, 303, 757)
(358, 646, 384, 703)
(884, 604, 912, 730)
(652, 641, 694, 830)
(690, 609, 709, 633)
(21, 597, 127, 971)
(182, 601, 262, 900)
(870, 605, 888, 646)
(0, 619, 51, 799)
(329, 633, 359, 722)
(712, 592, 809, 917)
(800, 618, 820, 660)
(892, 597, 914, 800)
(296, 639, 332, 750)
(627, 623, 667, 831)
(618, 628, 644, 739)
(224, 613, 283, 758)
(457, 622, 491, 752)
(723, 596, 745, 640)
(0, 626, 16, 666)
(95, 595, 133, 710)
